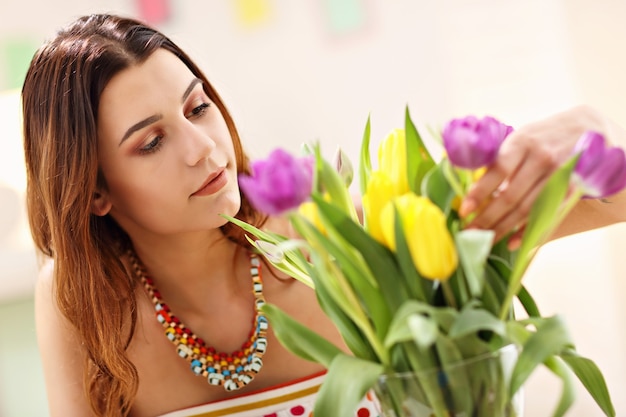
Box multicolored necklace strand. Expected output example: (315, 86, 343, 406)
(128, 250, 269, 392)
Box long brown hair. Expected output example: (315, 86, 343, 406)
(22, 14, 263, 416)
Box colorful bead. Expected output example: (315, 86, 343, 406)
(128, 250, 268, 391)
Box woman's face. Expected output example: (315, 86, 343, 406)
(96, 49, 241, 239)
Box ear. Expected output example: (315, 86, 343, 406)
(91, 190, 112, 216)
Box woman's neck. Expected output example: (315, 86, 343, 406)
(128, 229, 251, 313)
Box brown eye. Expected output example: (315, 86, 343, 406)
(187, 102, 209, 118)
(139, 135, 164, 155)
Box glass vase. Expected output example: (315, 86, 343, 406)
(373, 345, 523, 417)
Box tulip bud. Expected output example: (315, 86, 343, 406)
(333, 147, 354, 187)
(378, 129, 410, 196)
(380, 193, 458, 281)
(254, 240, 285, 263)
(362, 170, 396, 243)
(239, 149, 314, 215)
(442, 116, 513, 170)
(573, 131, 626, 198)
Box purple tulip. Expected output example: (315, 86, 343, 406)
(238, 149, 314, 215)
(442, 115, 514, 169)
(573, 131, 626, 198)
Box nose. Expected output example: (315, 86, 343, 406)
(181, 121, 216, 166)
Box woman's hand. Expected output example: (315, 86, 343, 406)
(460, 105, 626, 247)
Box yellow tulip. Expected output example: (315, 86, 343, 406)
(473, 166, 487, 182)
(378, 128, 410, 196)
(298, 200, 325, 234)
(362, 170, 395, 243)
(380, 193, 457, 281)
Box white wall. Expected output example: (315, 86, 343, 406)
(1, 1, 625, 416)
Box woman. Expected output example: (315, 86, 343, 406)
(26, 14, 351, 417)
(23, 13, 626, 417)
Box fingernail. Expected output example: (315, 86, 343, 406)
(507, 235, 521, 250)
(459, 198, 476, 218)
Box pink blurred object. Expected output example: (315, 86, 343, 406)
(137, 0, 171, 25)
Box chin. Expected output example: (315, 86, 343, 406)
(217, 190, 242, 218)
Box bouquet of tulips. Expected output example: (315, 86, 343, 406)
(226, 109, 623, 417)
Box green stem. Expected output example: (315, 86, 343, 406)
(441, 280, 458, 310)
(444, 161, 467, 200)
(498, 189, 583, 320)
(323, 251, 391, 365)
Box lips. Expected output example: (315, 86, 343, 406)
(191, 168, 228, 197)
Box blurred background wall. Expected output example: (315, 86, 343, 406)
(1, 1, 625, 416)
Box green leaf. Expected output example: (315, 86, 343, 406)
(421, 159, 455, 212)
(314, 146, 359, 222)
(434, 336, 473, 415)
(455, 229, 494, 298)
(485, 256, 543, 319)
(561, 351, 616, 416)
(313, 354, 384, 417)
(225, 214, 312, 280)
(291, 212, 392, 341)
(500, 156, 578, 319)
(448, 305, 506, 339)
(446, 268, 470, 310)
(505, 320, 531, 346)
(312, 269, 379, 361)
(518, 155, 579, 257)
(312, 197, 410, 312)
(406, 314, 438, 349)
(359, 115, 372, 196)
(246, 237, 314, 288)
(516, 285, 541, 318)
(478, 274, 501, 317)
(399, 343, 449, 417)
(405, 106, 435, 194)
(261, 303, 343, 367)
(542, 356, 576, 417)
(509, 315, 574, 396)
(384, 300, 457, 348)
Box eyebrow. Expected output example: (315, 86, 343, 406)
(182, 77, 203, 103)
(118, 77, 204, 146)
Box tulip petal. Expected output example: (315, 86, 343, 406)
(378, 129, 409, 196)
(442, 115, 513, 169)
(380, 193, 457, 281)
(363, 170, 395, 243)
(239, 149, 313, 215)
(573, 131, 626, 198)
(573, 131, 605, 179)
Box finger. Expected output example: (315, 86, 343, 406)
(468, 147, 555, 231)
(506, 225, 526, 251)
(460, 145, 528, 218)
(459, 165, 509, 218)
(490, 187, 538, 242)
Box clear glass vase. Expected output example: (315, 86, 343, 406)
(373, 345, 523, 417)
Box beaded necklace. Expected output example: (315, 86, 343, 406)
(128, 250, 269, 392)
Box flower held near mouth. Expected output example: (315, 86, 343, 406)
(238, 148, 313, 215)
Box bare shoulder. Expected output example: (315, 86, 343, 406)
(34, 257, 94, 416)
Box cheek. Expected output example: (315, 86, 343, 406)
(105, 169, 182, 226)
